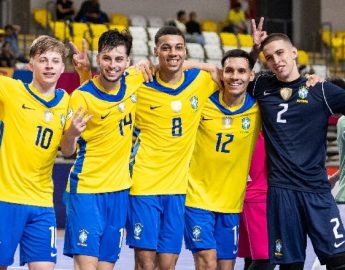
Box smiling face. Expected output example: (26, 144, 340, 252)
(154, 34, 186, 76)
(29, 50, 65, 91)
(96, 45, 130, 87)
(222, 56, 254, 101)
(262, 39, 299, 82)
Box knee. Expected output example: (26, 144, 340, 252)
(326, 252, 345, 270)
(195, 250, 217, 270)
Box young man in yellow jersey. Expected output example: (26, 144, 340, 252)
(184, 49, 261, 270)
(0, 36, 69, 270)
(61, 29, 148, 270)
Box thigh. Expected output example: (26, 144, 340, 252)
(157, 195, 185, 254)
(267, 187, 307, 264)
(242, 202, 269, 260)
(20, 206, 57, 266)
(184, 206, 216, 252)
(63, 193, 102, 258)
(305, 192, 345, 264)
(99, 189, 129, 263)
(126, 195, 160, 251)
(214, 213, 240, 260)
(0, 201, 27, 266)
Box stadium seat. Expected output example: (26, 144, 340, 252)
(89, 23, 108, 38)
(202, 31, 221, 45)
(147, 40, 155, 55)
(108, 24, 127, 32)
(321, 30, 333, 47)
(297, 50, 310, 66)
(237, 33, 253, 52)
(220, 32, 238, 48)
(201, 20, 218, 32)
(33, 8, 52, 28)
(129, 14, 147, 27)
(132, 40, 149, 57)
(204, 44, 223, 60)
(71, 22, 89, 38)
(110, 13, 129, 27)
(147, 27, 160, 41)
(186, 43, 205, 61)
(129, 26, 148, 42)
(206, 58, 222, 68)
(147, 16, 165, 28)
(49, 21, 71, 41)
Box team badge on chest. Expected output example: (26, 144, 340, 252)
(280, 87, 293, 101)
(171, 100, 182, 113)
(190, 96, 199, 110)
(242, 117, 250, 130)
(130, 94, 137, 103)
(223, 116, 233, 129)
(44, 110, 53, 123)
(118, 102, 125, 113)
(298, 86, 308, 99)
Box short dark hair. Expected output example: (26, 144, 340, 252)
(328, 77, 345, 90)
(98, 29, 133, 55)
(177, 10, 186, 19)
(261, 33, 293, 50)
(221, 49, 255, 69)
(154, 26, 185, 45)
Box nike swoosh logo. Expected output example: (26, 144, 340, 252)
(101, 112, 110, 119)
(263, 91, 272, 96)
(22, 104, 35, 110)
(202, 116, 213, 121)
(334, 240, 345, 248)
(51, 252, 57, 257)
(150, 105, 161, 110)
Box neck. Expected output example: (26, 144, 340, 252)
(97, 75, 120, 91)
(31, 80, 56, 97)
(158, 69, 183, 84)
(222, 91, 245, 107)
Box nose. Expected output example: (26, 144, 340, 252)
(272, 54, 280, 64)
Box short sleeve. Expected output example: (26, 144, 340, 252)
(64, 90, 88, 131)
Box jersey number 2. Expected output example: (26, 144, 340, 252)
(277, 103, 288, 123)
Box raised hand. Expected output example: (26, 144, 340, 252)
(70, 39, 92, 82)
(251, 17, 267, 48)
(67, 107, 93, 138)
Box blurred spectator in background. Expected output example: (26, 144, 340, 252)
(56, 0, 75, 21)
(170, 10, 188, 34)
(223, 1, 248, 34)
(75, 0, 109, 24)
(4, 24, 28, 63)
(186, 11, 205, 45)
(0, 41, 16, 67)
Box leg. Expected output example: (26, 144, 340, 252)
(74, 255, 98, 270)
(158, 253, 179, 270)
(135, 248, 157, 270)
(247, 260, 275, 270)
(279, 263, 304, 270)
(217, 259, 235, 270)
(97, 261, 115, 270)
(312, 257, 326, 270)
(243, 258, 252, 270)
(0, 267, 7, 270)
(28, 262, 55, 270)
(193, 249, 217, 270)
(325, 252, 345, 270)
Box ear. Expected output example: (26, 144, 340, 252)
(61, 63, 65, 74)
(249, 70, 255, 82)
(292, 46, 298, 60)
(27, 61, 33, 72)
(154, 47, 158, 57)
(126, 57, 130, 68)
(96, 53, 100, 66)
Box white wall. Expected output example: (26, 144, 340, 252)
(321, 0, 345, 31)
(31, 0, 229, 22)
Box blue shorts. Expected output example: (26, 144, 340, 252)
(63, 190, 129, 262)
(0, 201, 57, 266)
(126, 194, 185, 254)
(184, 207, 240, 260)
(268, 187, 345, 264)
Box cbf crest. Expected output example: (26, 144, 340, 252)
(130, 94, 137, 103)
(274, 239, 283, 257)
(60, 113, 66, 128)
(134, 223, 143, 240)
(190, 96, 199, 110)
(280, 87, 293, 101)
(77, 229, 89, 247)
(192, 225, 202, 242)
(298, 86, 308, 99)
(242, 117, 250, 130)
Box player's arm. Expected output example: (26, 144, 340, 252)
(250, 17, 267, 62)
(60, 107, 92, 157)
(183, 61, 222, 87)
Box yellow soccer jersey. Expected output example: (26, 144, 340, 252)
(65, 68, 143, 193)
(186, 91, 261, 213)
(130, 69, 217, 195)
(0, 76, 69, 207)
